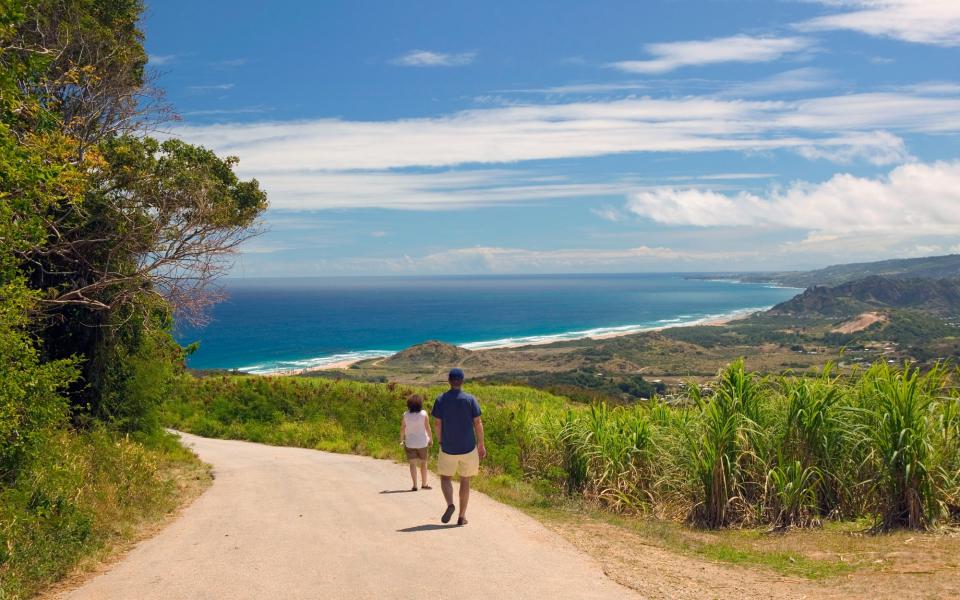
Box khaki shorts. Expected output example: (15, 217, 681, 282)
(438, 448, 480, 478)
(405, 446, 428, 461)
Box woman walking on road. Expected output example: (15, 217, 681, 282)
(401, 394, 432, 491)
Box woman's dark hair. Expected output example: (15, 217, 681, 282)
(406, 394, 424, 413)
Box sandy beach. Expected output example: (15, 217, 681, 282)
(267, 307, 759, 377)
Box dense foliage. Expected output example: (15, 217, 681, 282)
(1, 1, 263, 596)
(166, 361, 960, 531)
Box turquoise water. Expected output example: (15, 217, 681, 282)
(175, 273, 799, 374)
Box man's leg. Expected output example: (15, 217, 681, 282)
(440, 475, 456, 523)
(458, 476, 470, 519)
(440, 475, 454, 504)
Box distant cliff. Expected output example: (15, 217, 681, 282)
(693, 253, 960, 288)
(770, 275, 960, 316)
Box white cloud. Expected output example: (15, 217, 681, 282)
(168, 91, 959, 173)
(905, 81, 960, 95)
(778, 92, 960, 132)
(609, 35, 813, 74)
(626, 160, 960, 239)
(798, 0, 960, 46)
(502, 81, 654, 95)
(148, 53, 177, 66)
(392, 50, 477, 67)
(244, 170, 644, 210)
(795, 130, 911, 165)
(244, 243, 756, 276)
(719, 68, 836, 97)
(182, 106, 270, 117)
(187, 83, 235, 93)
(591, 206, 623, 222)
(689, 173, 777, 181)
(376, 245, 740, 274)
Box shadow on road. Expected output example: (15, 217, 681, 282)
(379, 489, 417, 494)
(397, 524, 458, 532)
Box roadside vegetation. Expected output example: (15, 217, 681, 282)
(166, 360, 960, 536)
(0, 1, 262, 597)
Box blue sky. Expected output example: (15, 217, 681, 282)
(143, 0, 960, 275)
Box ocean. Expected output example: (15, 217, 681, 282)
(175, 274, 800, 374)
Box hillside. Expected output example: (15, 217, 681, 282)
(770, 275, 960, 316)
(381, 340, 473, 367)
(693, 254, 960, 288)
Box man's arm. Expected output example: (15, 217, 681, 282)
(433, 418, 442, 446)
(474, 416, 486, 460)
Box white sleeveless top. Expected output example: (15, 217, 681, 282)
(403, 410, 429, 449)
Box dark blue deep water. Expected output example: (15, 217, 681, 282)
(175, 274, 799, 373)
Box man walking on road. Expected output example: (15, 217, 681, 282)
(432, 368, 485, 526)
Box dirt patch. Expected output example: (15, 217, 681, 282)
(832, 312, 888, 334)
(541, 519, 960, 600)
(546, 521, 815, 599)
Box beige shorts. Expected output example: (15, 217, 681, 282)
(437, 448, 480, 478)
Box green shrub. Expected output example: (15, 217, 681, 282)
(0, 429, 194, 599)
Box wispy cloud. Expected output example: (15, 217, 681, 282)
(591, 206, 623, 222)
(626, 160, 960, 239)
(148, 53, 178, 66)
(233, 170, 645, 211)
(211, 58, 247, 68)
(167, 90, 960, 173)
(718, 68, 837, 97)
(797, 0, 960, 47)
(501, 81, 654, 95)
(326, 245, 744, 275)
(187, 83, 235, 93)
(182, 106, 270, 117)
(391, 49, 477, 67)
(608, 35, 813, 74)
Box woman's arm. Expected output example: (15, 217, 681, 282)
(400, 417, 406, 444)
(423, 413, 432, 445)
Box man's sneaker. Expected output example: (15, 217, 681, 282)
(441, 504, 456, 523)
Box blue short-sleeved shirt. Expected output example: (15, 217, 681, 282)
(431, 389, 482, 455)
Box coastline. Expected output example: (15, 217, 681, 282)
(259, 305, 763, 377)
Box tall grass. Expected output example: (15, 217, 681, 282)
(165, 361, 960, 531)
(858, 363, 945, 529)
(0, 429, 203, 599)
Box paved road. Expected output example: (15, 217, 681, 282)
(60, 433, 638, 600)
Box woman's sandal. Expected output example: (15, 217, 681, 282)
(421, 484, 432, 490)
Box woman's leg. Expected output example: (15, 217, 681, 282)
(419, 459, 429, 487)
(408, 461, 418, 488)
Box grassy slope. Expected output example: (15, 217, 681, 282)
(0, 430, 210, 600)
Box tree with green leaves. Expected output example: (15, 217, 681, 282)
(1, 0, 267, 432)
